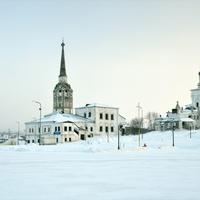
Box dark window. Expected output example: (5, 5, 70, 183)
(111, 114, 114, 120)
(44, 128, 46, 132)
(29, 128, 31, 133)
(32, 128, 34, 133)
(27, 140, 30, 144)
(59, 90, 62, 93)
(85, 126, 88, 130)
(197, 102, 199, 108)
(38, 128, 41, 133)
(89, 112, 91, 117)
(84, 113, 86, 118)
(90, 127, 93, 132)
(105, 126, 108, 132)
(32, 140, 34, 143)
(69, 127, 72, 131)
(64, 126, 67, 131)
(58, 127, 60, 131)
(55, 127, 57, 131)
(111, 127, 114, 132)
(48, 128, 50, 132)
(65, 138, 67, 142)
(56, 138, 58, 143)
(105, 114, 109, 120)
(69, 138, 71, 142)
(99, 126, 103, 132)
(100, 113, 103, 119)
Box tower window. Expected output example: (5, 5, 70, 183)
(59, 90, 62, 93)
(196, 102, 199, 108)
(90, 127, 93, 132)
(100, 113, 103, 119)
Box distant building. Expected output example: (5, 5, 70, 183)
(154, 101, 195, 131)
(154, 72, 200, 132)
(25, 41, 126, 144)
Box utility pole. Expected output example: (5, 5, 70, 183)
(141, 109, 143, 139)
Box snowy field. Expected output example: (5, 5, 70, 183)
(0, 130, 200, 200)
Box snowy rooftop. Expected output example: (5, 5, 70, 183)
(26, 112, 93, 124)
(76, 103, 118, 109)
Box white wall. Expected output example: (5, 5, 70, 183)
(75, 106, 119, 135)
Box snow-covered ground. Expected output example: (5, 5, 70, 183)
(0, 130, 199, 200)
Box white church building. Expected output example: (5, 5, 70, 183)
(25, 41, 126, 144)
(154, 72, 200, 131)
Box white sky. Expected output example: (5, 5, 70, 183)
(0, 0, 200, 131)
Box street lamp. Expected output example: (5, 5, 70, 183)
(33, 100, 42, 145)
(136, 103, 142, 147)
(171, 118, 175, 147)
(141, 109, 143, 139)
(16, 121, 20, 145)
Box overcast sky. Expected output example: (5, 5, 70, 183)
(1, 0, 200, 131)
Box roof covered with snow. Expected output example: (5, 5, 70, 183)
(26, 112, 93, 124)
(76, 103, 118, 109)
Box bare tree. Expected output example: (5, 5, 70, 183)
(146, 112, 159, 130)
(130, 117, 141, 128)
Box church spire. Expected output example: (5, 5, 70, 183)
(59, 40, 67, 82)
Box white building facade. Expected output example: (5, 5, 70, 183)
(75, 103, 126, 136)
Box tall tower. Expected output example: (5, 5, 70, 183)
(53, 41, 73, 114)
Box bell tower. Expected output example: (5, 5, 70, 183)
(53, 41, 73, 114)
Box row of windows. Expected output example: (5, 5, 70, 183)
(83, 112, 114, 120)
(29, 126, 73, 133)
(100, 113, 114, 120)
(99, 126, 114, 132)
(85, 126, 93, 132)
(84, 112, 92, 118)
(55, 126, 72, 132)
